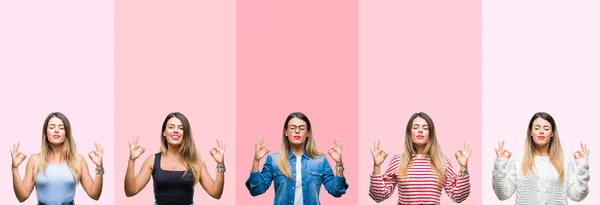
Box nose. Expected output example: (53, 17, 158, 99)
(418, 128, 423, 133)
(54, 128, 59, 133)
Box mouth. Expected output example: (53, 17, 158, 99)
(537, 136, 546, 140)
(52, 135, 61, 139)
(171, 135, 181, 140)
(416, 135, 425, 139)
(293, 135, 301, 140)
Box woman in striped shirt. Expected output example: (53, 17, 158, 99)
(369, 112, 471, 204)
(492, 112, 590, 204)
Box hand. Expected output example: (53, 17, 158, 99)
(327, 138, 343, 164)
(10, 142, 27, 168)
(369, 140, 388, 166)
(254, 135, 270, 161)
(495, 140, 512, 159)
(455, 142, 472, 169)
(574, 142, 590, 160)
(209, 138, 226, 164)
(88, 142, 104, 167)
(128, 135, 146, 160)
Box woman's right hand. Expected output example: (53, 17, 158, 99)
(495, 140, 512, 159)
(369, 140, 388, 166)
(10, 142, 27, 168)
(254, 135, 270, 161)
(128, 135, 146, 161)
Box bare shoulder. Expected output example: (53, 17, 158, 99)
(26, 153, 40, 166)
(143, 154, 156, 170)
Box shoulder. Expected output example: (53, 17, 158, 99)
(144, 154, 156, 168)
(390, 154, 402, 164)
(30, 153, 40, 161)
(26, 153, 40, 166)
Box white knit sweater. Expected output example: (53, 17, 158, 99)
(493, 154, 590, 205)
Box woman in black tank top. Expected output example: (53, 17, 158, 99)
(124, 112, 226, 205)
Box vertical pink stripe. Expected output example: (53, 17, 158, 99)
(236, 0, 358, 204)
(0, 1, 114, 204)
(359, 1, 481, 205)
(482, 1, 600, 204)
(115, 1, 235, 205)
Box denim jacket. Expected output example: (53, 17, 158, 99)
(246, 151, 349, 205)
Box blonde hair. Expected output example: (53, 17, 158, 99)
(399, 112, 445, 187)
(160, 112, 202, 185)
(278, 112, 323, 179)
(33, 112, 81, 183)
(522, 112, 565, 183)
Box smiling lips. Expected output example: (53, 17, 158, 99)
(171, 135, 181, 140)
(416, 135, 425, 139)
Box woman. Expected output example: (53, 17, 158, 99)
(246, 112, 348, 205)
(369, 112, 471, 204)
(124, 112, 225, 205)
(493, 112, 590, 204)
(11, 112, 104, 205)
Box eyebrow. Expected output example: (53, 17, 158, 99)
(288, 125, 306, 127)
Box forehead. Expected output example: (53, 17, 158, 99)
(48, 117, 64, 125)
(167, 117, 183, 125)
(412, 117, 428, 126)
(287, 117, 307, 126)
(532, 117, 551, 126)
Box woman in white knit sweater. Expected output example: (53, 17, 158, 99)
(493, 112, 590, 204)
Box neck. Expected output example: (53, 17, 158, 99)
(415, 145, 427, 154)
(534, 144, 550, 156)
(166, 144, 182, 158)
(49, 143, 64, 161)
(290, 143, 304, 156)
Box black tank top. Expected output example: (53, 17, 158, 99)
(152, 153, 195, 205)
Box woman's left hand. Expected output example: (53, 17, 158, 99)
(210, 138, 226, 165)
(88, 142, 103, 167)
(574, 142, 590, 160)
(327, 138, 343, 164)
(455, 142, 471, 170)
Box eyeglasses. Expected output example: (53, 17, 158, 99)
(287, 125, 307, 132)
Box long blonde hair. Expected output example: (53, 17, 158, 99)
(33, 112, 82, 183)
(278, 112, 323, 179)
(399, 112, 445, 187)
(522, 112, 565, 183)
(160, 112, 203, 185)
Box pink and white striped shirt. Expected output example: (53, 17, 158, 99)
(369, 154, 470, 204)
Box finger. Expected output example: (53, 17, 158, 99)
(506, 151, 512, 158)
(12, 143, 16, 152)
(495, 147, 499, 156)
(500, 140, 505, 150)
(369, 148, 374, 155)
(376, 140, 380, 151)
(574, 152, 579, 159)
(16, 142, 20, 152)
(468, 149, 472, 157)
(382, 151, 388, 158)
(223, 145, 226, 153)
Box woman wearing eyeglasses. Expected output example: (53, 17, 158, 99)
(493, 112, 590, 204)
(245, 112, 348, 205)
(369, 112, 471, 204)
